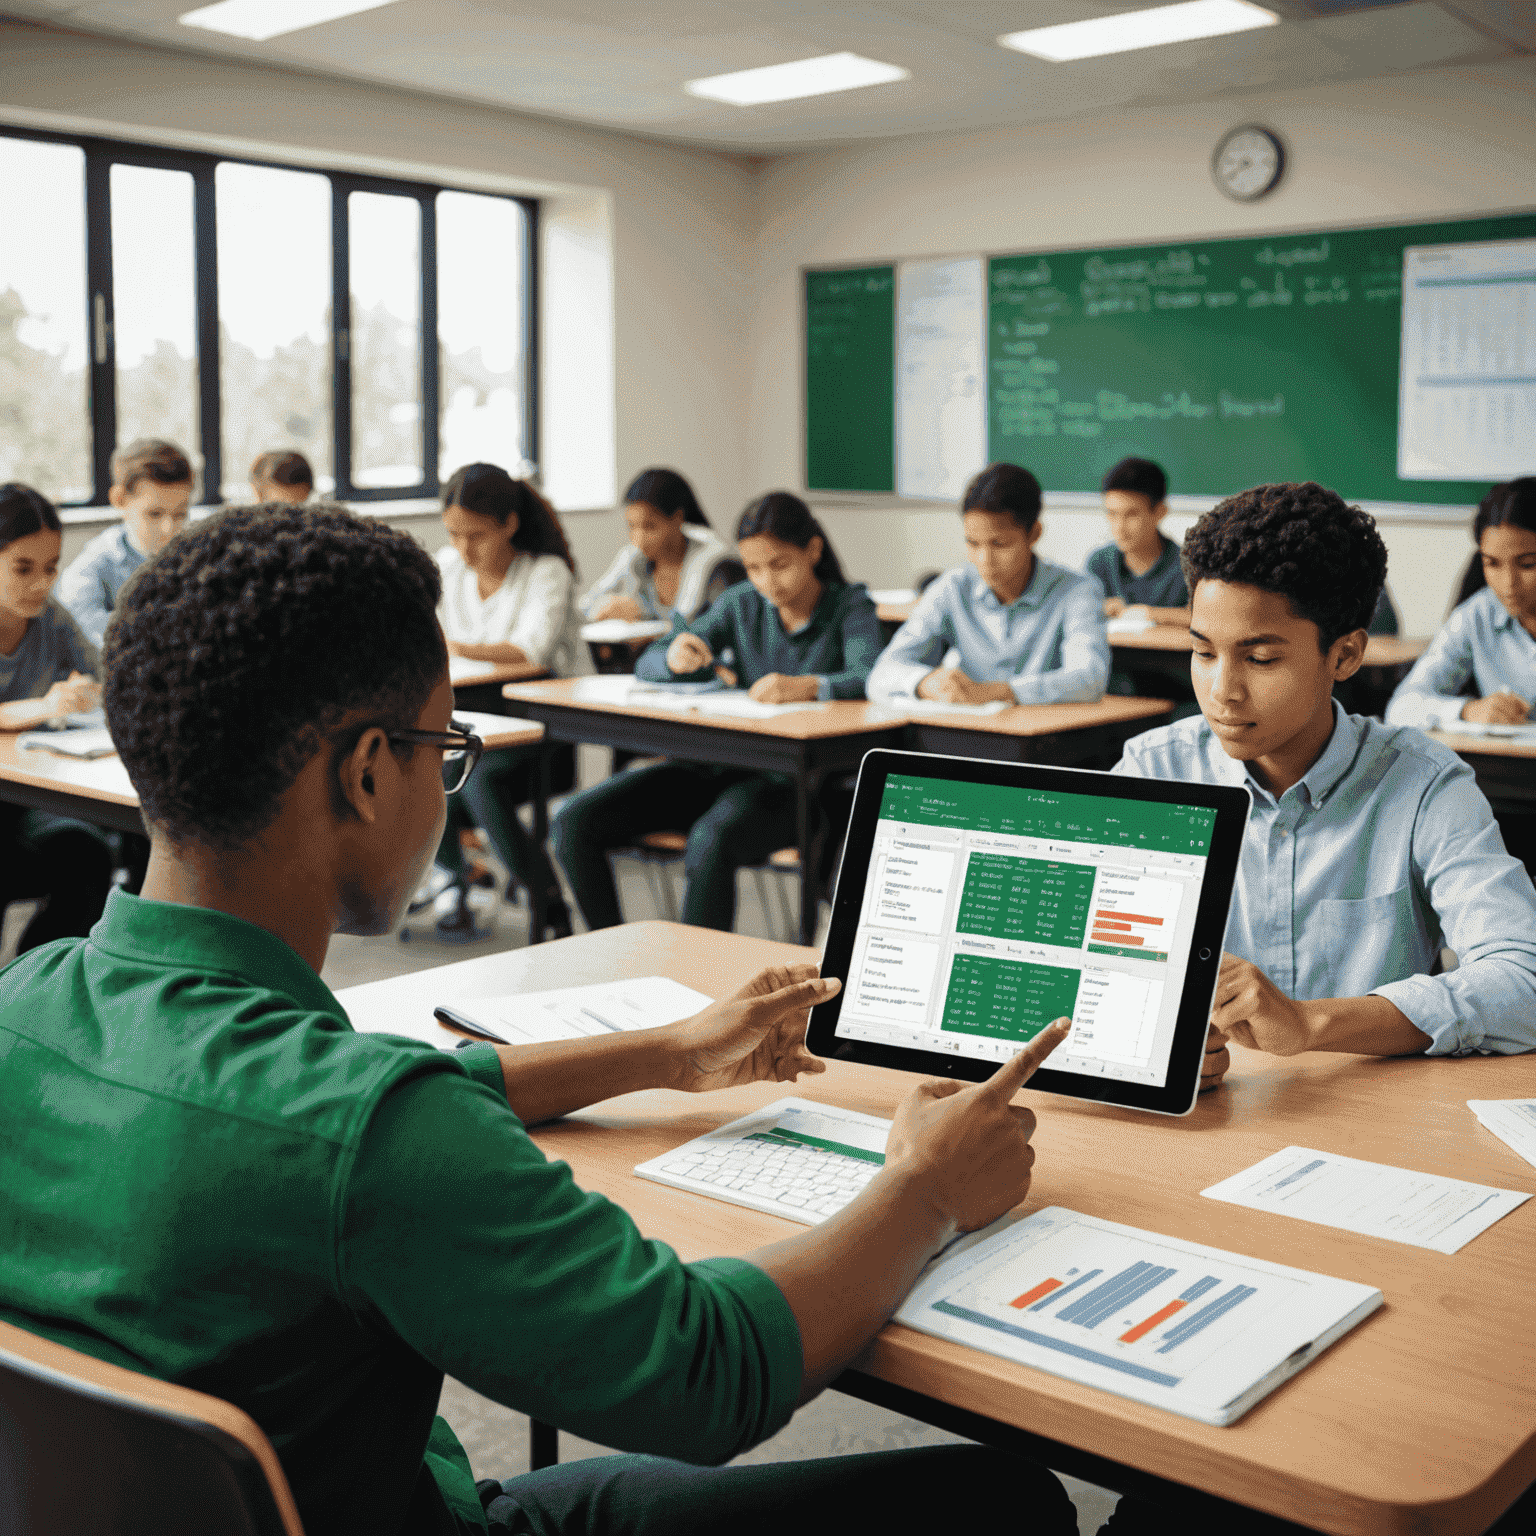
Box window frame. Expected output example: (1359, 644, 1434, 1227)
(0, 123, 538, 508)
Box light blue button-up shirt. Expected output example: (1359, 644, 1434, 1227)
(57, 523, 146, 650)
(1385, 586, 1536, 729)
(867, 559, 1110, 705)
(1115, 705, 1536, 1055)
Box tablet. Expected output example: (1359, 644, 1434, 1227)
(807, 750, 1250, 1116)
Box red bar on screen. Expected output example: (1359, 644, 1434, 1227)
(1095, 910, 1164, 926)
(1119, 1299, 1186, 1343)
(1094, 920, 1134, 932)
(1094, 932, 1143, 945)
(1009, 1278, 1062, 1310)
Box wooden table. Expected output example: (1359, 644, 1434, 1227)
(904, 696, 1172, 768)
(450, 659, 550, 714)
(501, 680, 909, 945)
(338, 923, 1536, 1536)
(1427, 729, 1536, 813)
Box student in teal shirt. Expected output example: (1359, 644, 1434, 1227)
(0, 502, 1075, 1536)
(1087, 457, 1190, 624)
(554, 493, 882, 932)
(1115, 482, 1536, 1084)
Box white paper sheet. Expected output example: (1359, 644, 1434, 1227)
(448, 655, 497, 684)
(869, 588, 917, 606)
(16, 727, 116, 759)
(1202, 1146, 1530, 1254)
(460, 976, 715, 1046)
(895, 1206, 1382, 1426)
(1468, 1099, 1536, 1170)
(1434, 718, 1536, 741)
(898, 697, 1013, 717)
(580, 619, 671, 642)
(628, 685, 827, 720)
(1107, 614, 1157, 636)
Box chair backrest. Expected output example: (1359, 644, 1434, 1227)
(0, 1318, 305, 1536)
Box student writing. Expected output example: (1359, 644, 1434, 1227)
(57, 438, 192, 650)
(581, 466, 731, 623)
(554, 493, 881, 932)
(1088, 456, 1190, 625)
(432, 463, 578, 937)
(867, 463, 1109, 705)
(249, 448, 314, 504)
(1114, 482, 1536, 1074)
(0, 482, 113, 951)
(1386, 477, 1536, 730)
(0, 501, 1080, 1536)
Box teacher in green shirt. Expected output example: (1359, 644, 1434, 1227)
(0, 503, 1075, 1536)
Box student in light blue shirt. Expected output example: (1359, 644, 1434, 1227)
(1116, 481, 1536, 1078)
(867, 463, 1109, 705)
(1386, 477, 1536, 730)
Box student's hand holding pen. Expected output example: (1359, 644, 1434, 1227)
(917, 668, 1015, 706)
(43, 672, 100, 717)
(1461, 691, 1530, 725)
(749, 673, 819, 704)
(666, 632, 715, 675)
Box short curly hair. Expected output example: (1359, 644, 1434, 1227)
(1181, 482, 1387, 649)
(103, 503, 445, 850)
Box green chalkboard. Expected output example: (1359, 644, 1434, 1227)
(806, 266, 894, 492)
(986, 212, 1536, 505)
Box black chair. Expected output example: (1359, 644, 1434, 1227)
(0, 1316, 305, 1535)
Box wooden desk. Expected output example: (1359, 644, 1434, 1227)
(904, 696, 1172, 767)
(501, 680, 910, 944)
(451, 660, 550, 715)
(0, 731, 143, 835)
(1427, 729, 1536, 813)
(449, 712, 545, 753)
(339, 923, 1536, 1536)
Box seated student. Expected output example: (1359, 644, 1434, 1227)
(554, 493, 880, 932)
(0, 483, 113, 952)
(867, 463, 1109, 706)
(57, 438, 192, 649)
(433, 462, 580, 936)
(1386, 477, 1536, 730)
(0, 500, 1077, 1536)
(1115, 481, 1536, 1080)
(249, 448, 314, 504)
(1088, 456, 1190, 625)
(581, 467, 731, 624)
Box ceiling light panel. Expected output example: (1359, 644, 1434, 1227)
(683, 52, 910, 107)
(1000, 0, 1279, 62)
(179, 0, 403, 43)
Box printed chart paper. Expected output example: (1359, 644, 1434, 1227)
(1468, 1100, 1536, 1171)
(896, 1206, 1381, 1425)
(1203, 1146, 1530, 1254)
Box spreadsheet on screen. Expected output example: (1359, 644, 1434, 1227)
(834, 774, 1217, 1088)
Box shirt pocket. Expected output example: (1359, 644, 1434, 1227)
(1309, 888, 1422, 999)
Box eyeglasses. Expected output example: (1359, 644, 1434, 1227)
(387, 717, 484, 794)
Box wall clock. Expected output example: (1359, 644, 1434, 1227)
(1212, 125, 1286, 202)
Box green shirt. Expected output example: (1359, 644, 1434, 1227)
(1085, 535, 1189, 611)
(0, 891, 802, 1536)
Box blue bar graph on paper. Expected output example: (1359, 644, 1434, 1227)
(1265, 1158, 1324, 1194)
(1179, 1275, 1221, 1303)
(1156, 1284, 1257, 1353)
(1029, 1268, 1102, 1312)
(1058, 1261, 1178, 1331)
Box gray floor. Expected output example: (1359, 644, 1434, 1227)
(2, 744, 1121, 1531)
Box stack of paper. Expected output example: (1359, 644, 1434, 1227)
(1468, 1100, 1536, 1169)
(17, 727, 116, 760)
(900, 697, 1013, 717)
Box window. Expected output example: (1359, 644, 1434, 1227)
(0, 128, 536, 507)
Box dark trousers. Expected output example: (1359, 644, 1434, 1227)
(552, 763, 796, 932)
(436, 746, 564, 910)
(479, 1445, 1077, 1536)
(0, 805, 114, 953)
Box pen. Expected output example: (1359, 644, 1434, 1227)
(432, 1005, 510, 1045)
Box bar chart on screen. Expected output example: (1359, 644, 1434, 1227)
(897, 1207, 1382, 1424)
(1087, 870, 1182, 962)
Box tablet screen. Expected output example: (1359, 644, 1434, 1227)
(832, 770, 1219, 1091)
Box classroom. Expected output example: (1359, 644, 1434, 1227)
(2, 4, 1535, 1535)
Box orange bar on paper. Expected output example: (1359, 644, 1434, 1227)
(1009, 1278, 1063, 1310)
(1119, 1298, 1186, 1344)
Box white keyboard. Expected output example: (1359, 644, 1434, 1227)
(635, 1098, 892, 1225)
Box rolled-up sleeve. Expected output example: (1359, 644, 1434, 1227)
(339, 1065, 803, 1464)
(1371, 761, 1536, 1055)
(1009, 583, 1110, 705)
(866, 587, 950, 701)
(1385, 617, 1475, 730)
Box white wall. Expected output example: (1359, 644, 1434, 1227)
(0, 20, 754, 546)
(750, 58, 1536, 633)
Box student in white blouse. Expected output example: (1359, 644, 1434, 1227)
(581, 468, 732, 624)
(434, 463, 579, 936)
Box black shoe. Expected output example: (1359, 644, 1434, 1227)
(543, 896, 574, 940)
(435, 885, 478, 940)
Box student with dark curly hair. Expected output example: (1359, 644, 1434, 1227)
(867, 462, 1109, 706)
(1115, 482, 1536, 1079)
(0, 482, 113, 951)
(0, 501, 1077, 1536)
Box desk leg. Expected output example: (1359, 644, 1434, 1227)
(795, 769, 820, 948)
(529, 1418, 558, 1471)
(529, 743, 551, 946)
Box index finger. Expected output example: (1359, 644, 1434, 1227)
(982, 1019, 1070, 1099)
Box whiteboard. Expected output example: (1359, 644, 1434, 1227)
(896, 257, 985, 499)
(1399, 238, 1536, 480)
